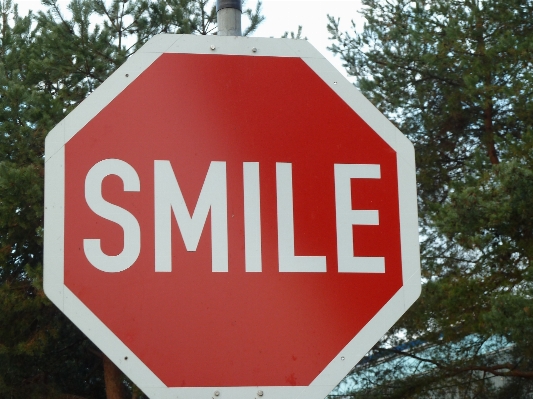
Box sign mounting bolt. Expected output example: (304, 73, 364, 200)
(210, 45, 216, 51)
(257, 390, 264, 396)
(214, 390, 220, 396)
(252, 47, 257, 53)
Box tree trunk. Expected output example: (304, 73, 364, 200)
(103, 355, 127, 399)
(474, 8, 500, 166)
(484, 100, 500, 165)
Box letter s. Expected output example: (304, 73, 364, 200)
(83, 159, 140, 272)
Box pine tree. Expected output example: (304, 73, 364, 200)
(328, 0, 533, 397)
(0, 0, 263, 397)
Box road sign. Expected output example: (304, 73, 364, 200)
(44, 34, 421, 399)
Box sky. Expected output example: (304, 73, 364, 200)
(14, 0, 364, 79)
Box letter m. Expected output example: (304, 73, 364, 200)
(154, 161, 228, 272)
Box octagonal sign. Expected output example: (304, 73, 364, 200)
(44, 34, 421, 399)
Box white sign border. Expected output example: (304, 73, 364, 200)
(44, 34, 421, 399)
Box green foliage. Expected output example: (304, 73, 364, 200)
(328, 0, 533, 397)
(486, 288, 533, 360)
(0, 0, 264, 397)
(242, 0, 264, 37)
(281, 25, 306, 40)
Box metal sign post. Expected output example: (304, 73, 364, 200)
(217, 0, 242, 36)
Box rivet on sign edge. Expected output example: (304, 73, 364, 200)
(257, 390, 264, 396)
(252, 47, 257, 53)
(333, 81, 338, 85)
(341, 356, 345, 360)
(210, 45, 216, 50)
(214, 390, 220, 396)
(125, 74, 129, 77)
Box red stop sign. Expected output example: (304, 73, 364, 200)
(44, 35, 420, 399)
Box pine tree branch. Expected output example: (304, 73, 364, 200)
(372, 57, 461, 88)
(388, 349, 533, 379)
(455, 363, 533, 379)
